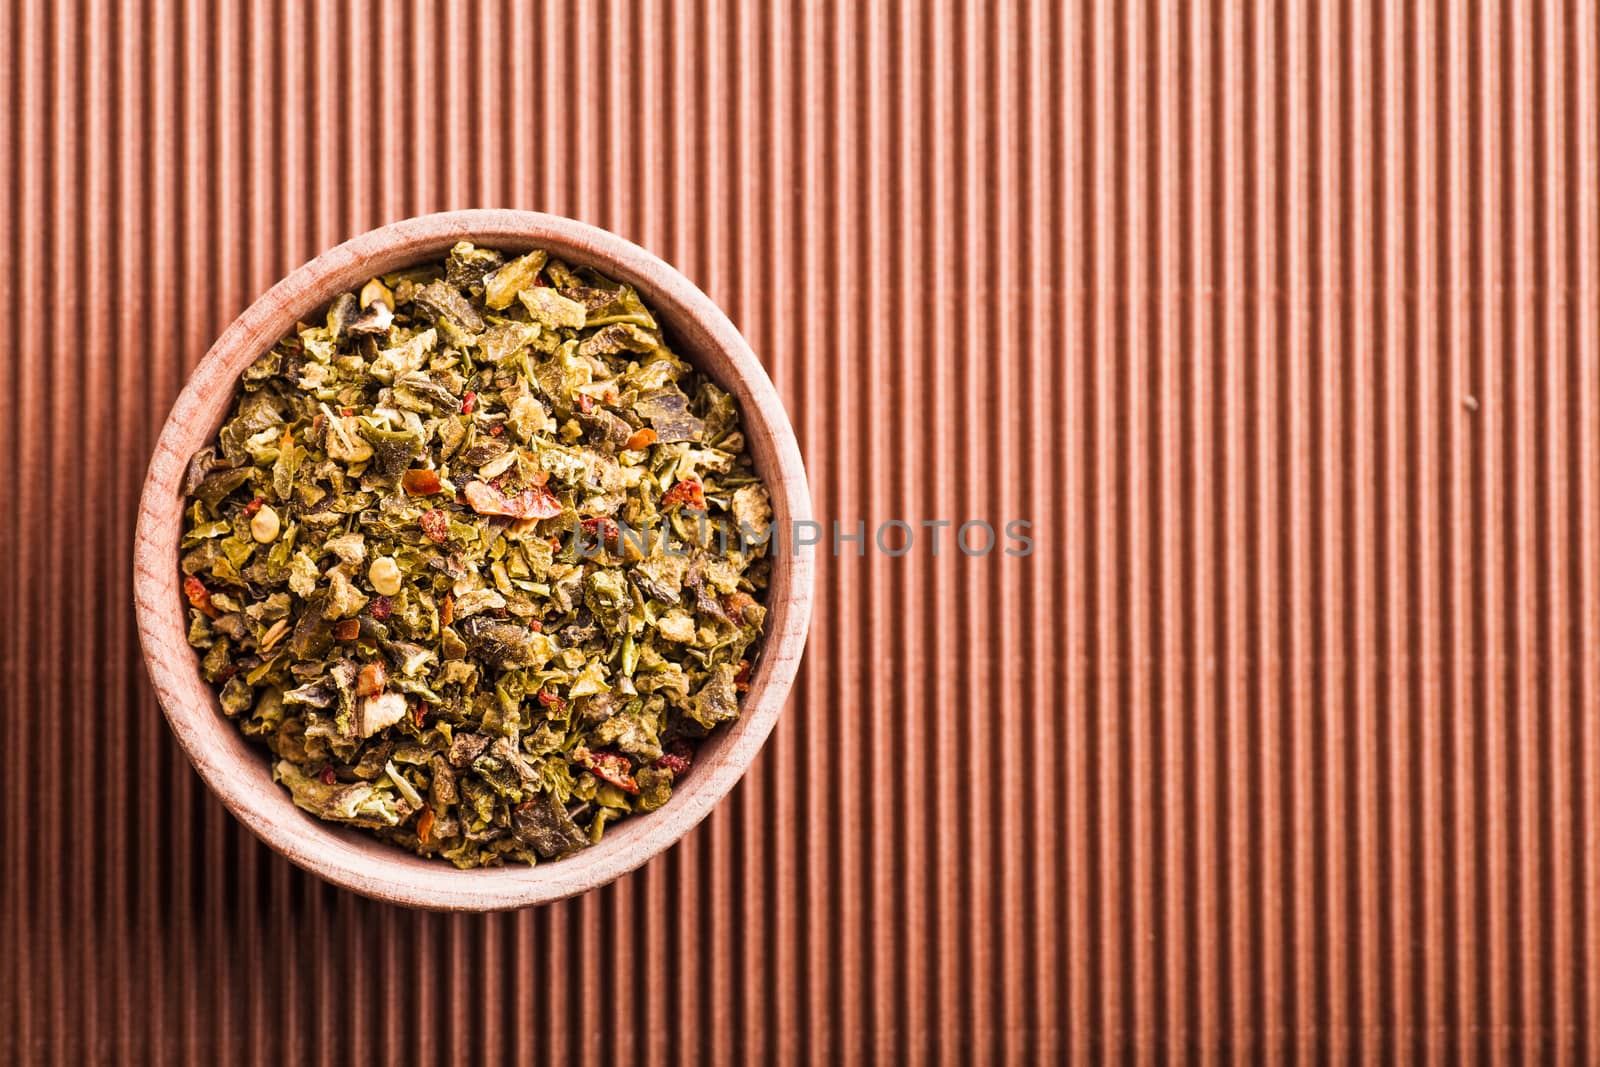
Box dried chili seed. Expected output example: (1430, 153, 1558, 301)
(402, 468, 442, 495)
(249, 503, 281, 543)
(419, 508, 449, 543)
(368, 556, 402, 596)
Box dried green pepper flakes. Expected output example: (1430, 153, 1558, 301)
(180, 243, 772, 868)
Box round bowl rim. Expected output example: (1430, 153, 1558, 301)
(132, 209, 813, 910)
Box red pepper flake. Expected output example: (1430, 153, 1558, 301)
(240, 495, 265, 518)
(370, 595, 393, 621)
(547, 536, 564, 551)
(533, 273, 549, 287)
(488, 424, 504, 436)
(417, 806, 435, 845)
(183, 576, 221, 619)
(419, 508, 450, 543)
(340, 407, 354, 417)
(733, 658, 752, 692)
(356, 661, 386, 697)
(402, 468, 442, 496)
(332, 617, 361, 641)
(656, 743, 693, 777)
(440, 593, 454, 628)
(463, 479, 562, 520)
(535, 689, 567, 716)
(723, 590, 756, 620)
(580, 515, 621, 550)
(624, 427, 657, 451)
(576, 393, 594, 414)
(320, 766, 338, 786)
(661, 477, 707, 511)
(460, 391, 477, 415)
(413, 700, 429, 728)
(528, 619, 542, 632)
(604, 390, 619, 406)
(584, 749, 640, 795)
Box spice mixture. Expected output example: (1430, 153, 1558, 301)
(180, 243, 772, 867)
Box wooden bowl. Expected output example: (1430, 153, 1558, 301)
(132, 210, 814, 910)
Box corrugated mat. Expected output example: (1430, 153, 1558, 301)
(3, 1, 1598, 1061)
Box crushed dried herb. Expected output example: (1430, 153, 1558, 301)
(180, 242, 772, 868)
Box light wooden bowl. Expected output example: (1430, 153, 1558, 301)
(133, 210, 814, 910)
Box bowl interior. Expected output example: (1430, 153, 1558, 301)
(134, 210, 813, 909)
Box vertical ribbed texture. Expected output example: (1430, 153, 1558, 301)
(2, 1, 1598, 1061)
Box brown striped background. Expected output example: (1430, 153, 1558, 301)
(4, 0, 1599, 1061)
